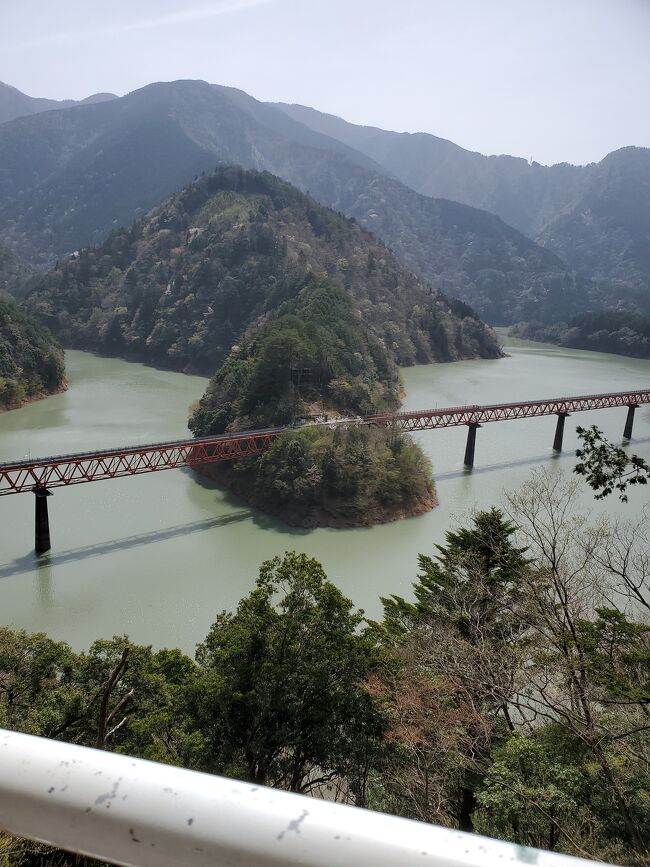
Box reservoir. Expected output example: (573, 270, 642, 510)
(1, 333, 649, 653)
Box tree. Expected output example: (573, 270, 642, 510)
(504, 470, 650, 858)
(374, 509, 531, 830)
(474, 734, 592, 856)
(0, 628, 77, 735)
(575, 424, 649, 501)
(190, 552, 386, 802)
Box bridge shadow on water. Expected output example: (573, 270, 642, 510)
(435, 436, 650, 483)
(187, 468, 313, 536)
(4, 435, 648, 580)
(0, 511, 251, 580)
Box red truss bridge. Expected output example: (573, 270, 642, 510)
(365, 388, 650, 432)
(1, 388, 647, 553)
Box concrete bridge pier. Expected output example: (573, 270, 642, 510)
(552, 412, 569, 452)
(623, 404, 637, 440)
(33, 486, 52, 555)
(464, 423, 481, 468)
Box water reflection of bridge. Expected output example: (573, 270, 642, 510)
(1, 388, 647, 553)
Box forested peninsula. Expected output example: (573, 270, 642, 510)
(511, 312, 650, 359)
(0, 295, 65, 410)
(26, 167, 501, 526)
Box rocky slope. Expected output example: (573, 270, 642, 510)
(536, 148, 650, 306)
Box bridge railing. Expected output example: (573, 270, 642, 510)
(0, 729, 604, 867)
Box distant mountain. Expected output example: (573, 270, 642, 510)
(274, 102, 587, 237)
(0, 79, 576, 323)
(537, 148, 650, 300)
(26, 166, 501, 376)
(0, 81, 116, 126)
(0, 80, 387, 263)
(276, 103, 650, 306)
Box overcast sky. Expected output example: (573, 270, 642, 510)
(1, 0, 648, 166)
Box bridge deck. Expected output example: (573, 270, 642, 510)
(1, 388, 648, 495)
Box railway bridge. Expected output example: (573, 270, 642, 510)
(1, 388, 647, 554)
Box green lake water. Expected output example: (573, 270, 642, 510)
(1, 334, 649, 652)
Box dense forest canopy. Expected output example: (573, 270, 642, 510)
(0, 473, 647, 865)
(26, 166, 501, 375)
(0, 295, 65, 409)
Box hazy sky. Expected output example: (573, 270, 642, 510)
(1, 0, 649, 165)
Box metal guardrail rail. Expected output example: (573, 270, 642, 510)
(0, 729, 604, 867)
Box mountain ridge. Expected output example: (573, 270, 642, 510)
(0, 80, 117, 126)
(0, 79, 579, 323)
(275, 102, 650, 303)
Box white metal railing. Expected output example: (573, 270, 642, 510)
(0, 729, 603, 867)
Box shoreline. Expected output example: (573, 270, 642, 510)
(195, 463, 439, 529)
(58, 340, 502, 381)
(0, 377, 68, 413)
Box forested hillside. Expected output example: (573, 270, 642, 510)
(27, 167, 500, 374)
(0, 240, 33, 295)
(0, 295, 65, 409)
(0, 80, 578, 323)
(188, 274, 437, 526)
(512, 311, 650, 358)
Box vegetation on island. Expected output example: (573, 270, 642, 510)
(0, 295, 65, 410)
(188, 276, 401, 432)
(208, 425, 436, 527)
(1, 472, 648, 865)
(512, 311, 650, 358)
(187, 273, 438, 525)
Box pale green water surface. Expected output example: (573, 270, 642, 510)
(1, 335, 649, 652)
